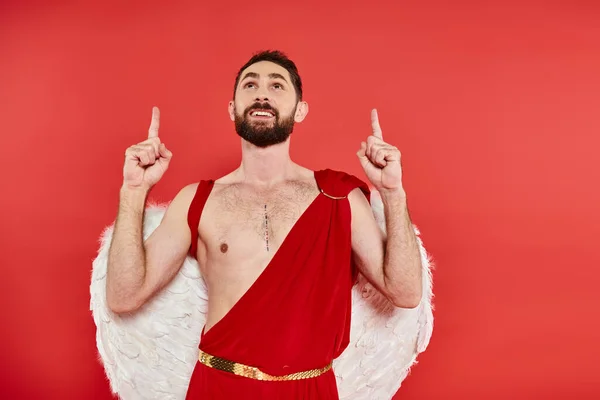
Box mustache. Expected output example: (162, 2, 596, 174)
(244, 102, 279, 117)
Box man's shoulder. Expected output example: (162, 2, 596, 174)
(317, 168, 370, 199)
(177, 182, 201, 198)
(165, 182, 201, 211)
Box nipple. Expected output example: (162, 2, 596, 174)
(220, 243, 228, 253)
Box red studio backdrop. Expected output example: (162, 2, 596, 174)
(1, 1, 599, 399)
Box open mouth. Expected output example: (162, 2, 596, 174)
(249, 109, 276, 119)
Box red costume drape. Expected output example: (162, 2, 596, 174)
(184, 169, 370, 399)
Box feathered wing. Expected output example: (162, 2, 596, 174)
(90, 190, 433, 400)
(332, 189, 434, 400)
(90, 205, 207, 400)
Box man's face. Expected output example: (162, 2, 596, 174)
(229, 61, 308, 148)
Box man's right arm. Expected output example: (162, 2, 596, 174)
(106, 183, 197, 313)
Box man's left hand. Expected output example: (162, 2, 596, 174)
(357, 109, 404, 194)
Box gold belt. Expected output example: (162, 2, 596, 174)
(198, 350, 332, 381)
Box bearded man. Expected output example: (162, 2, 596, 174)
(105, 50, 423, 399)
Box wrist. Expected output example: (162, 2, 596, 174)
(379, 187, 408, 210)
(378, 186, 406, 200)
(120, 184, 150, 204)
(121, 183, 150, 194)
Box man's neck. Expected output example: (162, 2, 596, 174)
(236, 138, 296, 187)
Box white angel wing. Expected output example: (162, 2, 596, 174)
(90, 190, 433, 400)
(333, 189, 434, 400)
(90, 204, 207, 400)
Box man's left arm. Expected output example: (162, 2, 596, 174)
(351, 108, 423, 308)
(349, 187, 422, 308)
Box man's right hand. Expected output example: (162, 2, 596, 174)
(123, 106, 173, 191)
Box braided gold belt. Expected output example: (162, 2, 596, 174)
(198, 350, 332, 381)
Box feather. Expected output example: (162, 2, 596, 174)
(90, 190, 434, 399)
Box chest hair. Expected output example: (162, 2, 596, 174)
(214, 180, 319, 247)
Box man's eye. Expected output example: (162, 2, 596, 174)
(244, 82, 256, 89)
(273, 83, 283, 90)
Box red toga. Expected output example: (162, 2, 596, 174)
(184, 169, 370, 399)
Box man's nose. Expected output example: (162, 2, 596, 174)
(254, 85, 270, 102)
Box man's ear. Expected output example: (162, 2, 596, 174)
(228, 101, 235, 121)
(294, 101, 309, 123)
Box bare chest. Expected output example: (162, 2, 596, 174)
(194, 181, 320, 331)
(196, 181, 320, 280)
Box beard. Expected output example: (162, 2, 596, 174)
(234, 102, 295, 148)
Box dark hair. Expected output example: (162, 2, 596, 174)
(233, 50, 303, 101)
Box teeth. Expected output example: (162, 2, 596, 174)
(251, 111, 273, 117)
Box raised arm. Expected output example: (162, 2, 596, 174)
(353, 109, 423, 308)
(106, 184, 196, 313)
(106, 107, 195, 313)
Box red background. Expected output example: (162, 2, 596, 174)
(1, 1, 599, 399)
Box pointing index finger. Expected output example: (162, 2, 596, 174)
(371, 108, 383, 139)
(148, 106, 160, 139)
